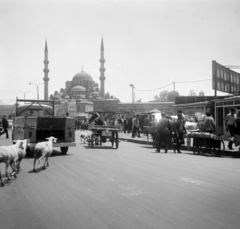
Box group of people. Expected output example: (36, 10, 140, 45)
(155, 110, 186, 154)
(225, 108, 240, 150)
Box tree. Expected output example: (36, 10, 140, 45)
(188, 90, 196, 96)
(159, 90, 169, 101)
(153, 90, 180, 102)
(167, 91, 180, 102)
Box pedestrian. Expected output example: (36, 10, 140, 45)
(0, 114, 9, 139)
(156, 112, 172, 153)
(173, 110, 187, 153)
(132, 115, 140, 138)
(235, 110, 240, 135)
(143, 115, 150, 127)
(226, 108, 237, 150)
(128, 116, 133, 134)
(202, 112, 216, 134)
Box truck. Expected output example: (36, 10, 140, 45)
(12, 99, 76, 155)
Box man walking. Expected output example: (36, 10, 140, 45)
(156, 112, 172, 153)
(0, 114, 9, 139)
(226, 108, 237, 150)
(202, 112, 216, 134)
(173, 110, 186, 153)
(132, 115, 141, 138)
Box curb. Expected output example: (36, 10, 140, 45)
(119, 137, 240, 157)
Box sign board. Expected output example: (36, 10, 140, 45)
(212, 61, 240, 94)
(54, 101, 76, 117)
(67, 101, 76, 117)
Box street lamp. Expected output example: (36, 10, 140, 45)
(130, 84, 135, 103)
(19, 91, 30, 100)
(29, 83, 44, 100)
(130, 84, 135, 113)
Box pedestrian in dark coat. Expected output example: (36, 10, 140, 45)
(128, 116, 133, 134)
(156, 113, 172, 153)
(0, 114, 9, 139)
(173, 111, 186, 153)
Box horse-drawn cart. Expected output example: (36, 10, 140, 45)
(88, 123, 120, 149)
(188, 132, 226, 156)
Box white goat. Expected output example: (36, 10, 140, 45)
(0, 140, 26, 186)
(80, 132, 90, 143)
(33, 136, 57, 173)
(16, 139, 30, 171)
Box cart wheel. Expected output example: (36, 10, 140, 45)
(115, 132, 119, 149)
(90, 134, 94, 148)
(111, 132, 115, 148)
(211, 140, 225, 157)
(61, 147, 68, 155)
(193, 138, 201, 155)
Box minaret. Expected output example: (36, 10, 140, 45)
(99, 37, 106, 98)
(43, 40, 50, 100)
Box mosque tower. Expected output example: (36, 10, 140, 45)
(43, 40, 50, 100)
(99, 38, 106, 98)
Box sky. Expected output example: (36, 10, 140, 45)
(0, 0, 240, 104)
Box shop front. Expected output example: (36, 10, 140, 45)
(214, 96, 240, 135)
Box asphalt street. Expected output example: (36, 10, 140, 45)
(0, 131, 240, 229)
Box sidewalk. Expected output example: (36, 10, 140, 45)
(118, 132, 240, 157)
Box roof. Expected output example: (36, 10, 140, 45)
(71, 85, 86, 91)
(72, 71, 93, 81)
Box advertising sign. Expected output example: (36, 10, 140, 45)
(54, 101, 76, 117)
(212, 61, 240, 94)
(67, 101, 76, 117)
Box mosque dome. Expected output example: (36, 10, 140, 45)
(95, 96, 103, 100)
(71, 85, 86, 91)
(54, 94, 62, 100)
(72, 71, 93, 81)
(64, 95, 70, 99)
(92, 91, 99, 96)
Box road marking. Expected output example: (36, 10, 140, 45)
(180, 177, 207, 185)
(119, 185, 144, 197)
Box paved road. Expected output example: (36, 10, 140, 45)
(0, 132, 240, 229)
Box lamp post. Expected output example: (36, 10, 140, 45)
(29, 83, 44, 100)
(19, 91, 30, 100)
(130, 84, 135, 114)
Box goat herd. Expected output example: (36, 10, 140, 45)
(0, 136, 57, 187)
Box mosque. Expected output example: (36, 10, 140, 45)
(43, 38, 119, 114)
(64, 38, 106, 101)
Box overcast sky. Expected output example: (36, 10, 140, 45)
(0, 0, 240, 104)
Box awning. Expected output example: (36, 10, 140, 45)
(149, 108, 161, 114)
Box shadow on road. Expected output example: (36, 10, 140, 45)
(24, 149, 72, 159)
(84, 146, 118, 150)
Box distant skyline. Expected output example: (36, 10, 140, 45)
(0, 0, 240, 104)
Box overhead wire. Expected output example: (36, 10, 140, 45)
(135, 79, 211, 91)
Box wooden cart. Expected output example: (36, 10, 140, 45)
(88, 123, 120, 149)
(188, 132, 225, 156)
